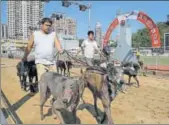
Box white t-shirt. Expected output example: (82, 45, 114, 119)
(81, 39, 99, 58)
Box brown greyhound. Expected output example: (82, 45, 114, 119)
(79, 63, 124, 124)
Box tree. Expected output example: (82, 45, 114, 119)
(132, 28, 151, 47)
(132, 18, 169, 47)
(166, 15, 169, 25)
(109, 40, 117, 47)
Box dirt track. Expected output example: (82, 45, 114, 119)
(1, 58, 169, 124)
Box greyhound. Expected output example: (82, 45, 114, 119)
(28, 61, 38, 93)
(16, 61, 29, 91)
(16, 60, 38, 92)
(56, 60, 73, 76)
(121, 62, 140, 87)
(79, 63, 124, 124)
(39, 72, 81, 124)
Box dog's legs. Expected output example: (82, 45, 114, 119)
(79, 82, 86, 104)
(56, 110, 65, 124)
(35, 74, 38, 92)
(93, 94, 99, 117)
(19, 76, 23, 89)
(80, 89, 85, 104)
(101, 95, 113, 124)
(33, 76, 37, 92)
(68, 68, 70, 77)
(76, 86, 85, 110)
(32, 76, 36, 92)
(133, 76, 139, 88)
(40, 95, 47, 120)
(128, 76, 131, 85)
(57, 66, 59, 74)
(23, 76, 27, 91)
(60, 68, 63, 75)
(64, 68, 66, 76)
(35, 75, 38, 83)
(29, 76, 35, 93)
(52, 102, 65, 124)
(40, 82, 48, 120)
(73, 109, 77, 124)
(29, 76, 32, 92)
(100, 83, 114, 124)
(35, 74, 38, 84)
(51, 102, 57, 119)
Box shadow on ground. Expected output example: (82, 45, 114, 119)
(12, 93, 36, 111)
(44, 107, 81, 124)
(78, 103, 108, 124)
(1, 90, 38, 124)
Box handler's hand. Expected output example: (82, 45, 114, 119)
(22, 57, 27, 62)
(58, 49, 64, 54)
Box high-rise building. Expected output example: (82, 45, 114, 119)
(101, 32, 105, 48)
(95, 22, 102, 47)
(66, 17, 76, 38)
(7, 1, 17, 39)
(1, 24, 8, 40)
(7, 1, 44, 40)
(51, 13, 77, 38)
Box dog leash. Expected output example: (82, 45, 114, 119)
(64, 50, 87, 66)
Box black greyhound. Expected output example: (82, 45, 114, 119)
(56, 60, 73, 76)
(16, 60, 38, 92)
(16, 61, 29, 91)
(27, 60, 38, 93)
(121, 62, 140, 87)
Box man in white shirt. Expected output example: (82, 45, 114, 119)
(81, 31, 101, 66)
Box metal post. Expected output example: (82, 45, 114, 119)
(0, 0, 2, 56)
(64, 13, 66, 35)
(164, 33, 166, 53)
(63, 13, 66, 50)
(155, 53, 158, 75)
(88, 4, 91, 31)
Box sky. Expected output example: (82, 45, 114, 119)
(1, 1, 169, 39)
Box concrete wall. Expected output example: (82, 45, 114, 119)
(61, 39, 79, 50)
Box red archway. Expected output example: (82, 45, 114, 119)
(103, 11, 161, 48)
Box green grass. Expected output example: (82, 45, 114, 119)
(140, 56, 169, 66)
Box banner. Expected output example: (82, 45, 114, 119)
(103, 18, 119, 47)
(103, 10, 161, 48)
(137, 11, 161, 48)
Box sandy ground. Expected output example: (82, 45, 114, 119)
(1, 58, 169, 124)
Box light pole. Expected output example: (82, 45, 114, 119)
(164, 33, 166, 53)
(51, 12, 65, 34)
(61, 1, 92, 31)
(88, 4, 91, 30)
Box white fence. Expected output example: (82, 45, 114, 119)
(1, 50, 24, 59)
